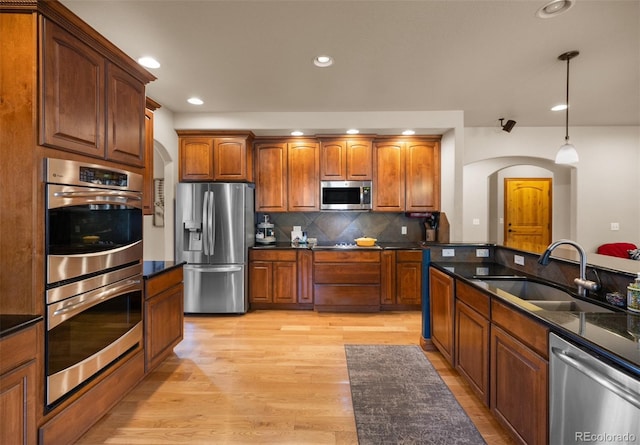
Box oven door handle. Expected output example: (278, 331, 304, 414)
(551, 346, 640, 409)
(53, 190, 142, 202)
(48, 278, 142, 330)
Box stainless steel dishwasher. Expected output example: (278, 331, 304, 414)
(549, 333, 640, 445)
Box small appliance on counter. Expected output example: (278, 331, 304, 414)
(256, 215, 276, 245)
(291, 226, 307, 245)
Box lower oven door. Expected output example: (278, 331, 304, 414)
(549, 333, 640, 445)
(46, 274, 143, 406)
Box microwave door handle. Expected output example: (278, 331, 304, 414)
(48, 278, 141, 330)
(202, 191, 209, 255)
(209, 191, 215, 254)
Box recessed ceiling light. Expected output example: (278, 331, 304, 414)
(313, 55, 334, 68)
(346, 129, 359, 135)
(137, 56, 160, 69)
(187, 97, 204, 105)
(291, 131, 304, 136)
(551, 104, 568, 111)
(536, 0, 574, 18)
(402, 130, 416, 136)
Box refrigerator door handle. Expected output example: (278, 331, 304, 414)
(202, 191, 210, 255)
(208, 190, 216, 255)
(186, 265, 243, 273)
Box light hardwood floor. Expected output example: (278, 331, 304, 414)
(76, 310, 515, 444)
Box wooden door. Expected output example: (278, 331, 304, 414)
(429, 267, 455, 366)
(287, 140, 319, 211)
(504, 178, 552, 253)
(41, 20, 105, 157)
(213, 137, 248, 181)
(255, 142, 288, 212)
(373, 141, 405, 211)
(179, 137, 215, 181)
(106, 63, 146, 167)
(405, 140, 440, 211)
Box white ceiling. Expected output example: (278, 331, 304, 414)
(61, 0, 640, 135)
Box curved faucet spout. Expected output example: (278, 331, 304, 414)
(538, 239, 599, 297)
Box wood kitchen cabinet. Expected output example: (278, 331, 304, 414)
(41, 19, 151, 167)
(372, 137, 440, 212)
(144, 266, 184, 372)
(178, 131, 254, 182)
(249, 249, 299, 307)
(429, 267, 455, 366)
(254, 139, 318, 212)
(491, 299, 549, 445)
(319, 137, 373, 180)
(381, 250, 422, 309)
(313, 250, 381, 312)
(0, 321, 41, 445)
(455, 281, 490, 406)
(143, 98, 161, 215)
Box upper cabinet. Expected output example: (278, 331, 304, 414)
(373, 137, 440, 212)
(254, 139, 319, 212)
(40, 19, 153, 167)
(143, 98, 161, 215)
(177, 131, 254, 182)
(320, 138, 372, 180)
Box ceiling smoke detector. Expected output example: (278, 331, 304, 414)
(536, 0, 574, 18)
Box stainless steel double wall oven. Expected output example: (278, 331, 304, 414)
(44, 158, 143, 407)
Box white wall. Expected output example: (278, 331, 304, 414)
(464, 126, 640, 253)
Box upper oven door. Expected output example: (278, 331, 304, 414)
(46, 184, 143, 285)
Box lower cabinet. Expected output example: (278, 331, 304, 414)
(429, 267, 455, 365)
(455, 280, 490, 406)
(0, 322, 41, 445)
(144, 267, 184, 372)
(381, 250, 422, 309)
(249, 249, 303, 308)
(491, 300, 548, 445)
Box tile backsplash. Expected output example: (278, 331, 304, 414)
(257, 212, 426, 244)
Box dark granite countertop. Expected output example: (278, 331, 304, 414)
(0, 314, 43, 339)
(431, 261, 640, 375)
(143, 261, 185, 279)
(252, 242, 425, 250)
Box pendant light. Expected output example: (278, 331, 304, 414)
(555, 50, 579, 164)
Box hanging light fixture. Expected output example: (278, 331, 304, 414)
(555, 50, 579, 164)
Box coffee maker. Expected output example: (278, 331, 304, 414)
(256, 215, 276, 245)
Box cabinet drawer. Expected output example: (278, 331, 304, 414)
(314, 263, 380, 284)
(396, 250, 422, 262)
(314, 285, 380, 306)
(250, 249, 297, 262)
(145, 267, 184, 298)
(456, 280, 490, 318)
(313, 250, 380, 263)
(0, 323, 38, 375)
(491, 299, 549, 358)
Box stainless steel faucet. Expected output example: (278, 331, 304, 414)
(538, 239, 600, 297)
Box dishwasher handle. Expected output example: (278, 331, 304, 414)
(551, 346, 640, 410)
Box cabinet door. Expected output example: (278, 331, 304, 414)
(380, 250, 396, 305)
(405, 140, 440, 211)
(491, 325, 548, 445)
(373, 141, 405, 211)
(249, 261, 272, 303)
(396, 261, 422, 305)
(429, 267, 455, 365)
(287, 141, 319, 211)
(179, 137, 215, 181)
(346, 139, 372, 180)
(297, 249, 313, 304)
(106, 63, 146, 166)
(320, 140, 346, 180)
(255, 142, 288, 212)
(143, 108, 154, 215)
(455, 301, 490, 406)
(273, 261, 297, 303)
(145, 283, 184, 371)
(41, 20, 105, 157)
(0, 361, 37, 445)
(213, 137, 248, 181)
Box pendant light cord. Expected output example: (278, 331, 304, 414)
(565, 57, 570, 142)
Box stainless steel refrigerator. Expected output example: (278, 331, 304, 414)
(175, 183, 254, 313)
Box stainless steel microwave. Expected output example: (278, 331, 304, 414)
(320, 181, 372, 210)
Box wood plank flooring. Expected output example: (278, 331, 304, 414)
(76, 310, 515, 444)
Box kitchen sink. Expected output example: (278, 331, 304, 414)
(471, 278, 612, 313)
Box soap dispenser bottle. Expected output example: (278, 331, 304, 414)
(627, 273, 640, 313)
